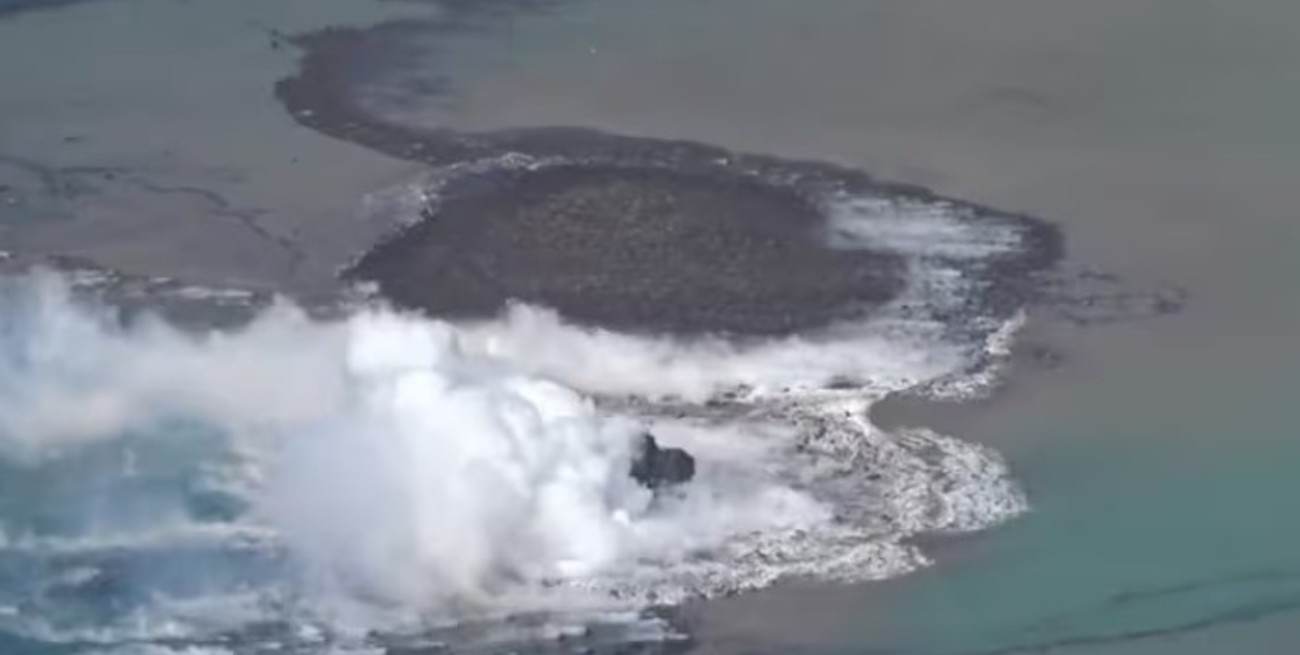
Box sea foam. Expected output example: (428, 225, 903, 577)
(0, 179, 1038, 651)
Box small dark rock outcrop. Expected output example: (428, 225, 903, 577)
(629, 433, 696, 489)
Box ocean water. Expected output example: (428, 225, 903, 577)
(507, 2, 1300, 653)
(4, 0, 1300, 654)
(0, 0, 419, 289)
(320, 0, 1300, 653)
(780, 329, 1300, 655)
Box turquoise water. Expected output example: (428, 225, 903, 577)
(688, 324, 1300, 655)
(856, 372, 1300, 654)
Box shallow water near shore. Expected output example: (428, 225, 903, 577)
(812, 337, 1300, 655)
(4, 0, 1300, 654)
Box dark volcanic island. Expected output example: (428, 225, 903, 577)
(274, 20, 1061, 339)
(274, 28, 1055, 340)
(349, 164, 908, 335)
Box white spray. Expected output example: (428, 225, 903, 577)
(0, 265, 1025, 644)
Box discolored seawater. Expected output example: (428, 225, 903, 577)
(3, 0, 1300, 654)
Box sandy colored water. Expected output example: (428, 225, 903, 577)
(3, 1, 1299, 653)
(0, 0, 420, 291)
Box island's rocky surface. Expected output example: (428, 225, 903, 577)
(262, 0, 1063, 339)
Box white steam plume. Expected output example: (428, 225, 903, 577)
(0, 273, 838, 622)
(0, 269, 1024, 646)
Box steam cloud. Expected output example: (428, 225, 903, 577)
(0, 268, 1023, 647)
(0, 274, 845, 626)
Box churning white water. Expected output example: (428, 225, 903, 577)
(0, 261, 1026, 650)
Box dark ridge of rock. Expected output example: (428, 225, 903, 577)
(630, 433, 696, 489)
(0, 0, 110, 20)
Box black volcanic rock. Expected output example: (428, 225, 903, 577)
(630, 433, 696, 489)
(348, 164, 906, 336)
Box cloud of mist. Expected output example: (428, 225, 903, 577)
(0, 273, 845, 625)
